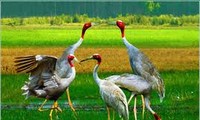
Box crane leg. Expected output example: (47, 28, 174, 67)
(112, 110, 115, 120)
(66, 88, 78, 119)
(66, 88, 76, 111)
(127, 93, 134, 105)
(49, 104, 54, 120)
(106, 106, 111, 120)
(144, 96, 161, 120)
(38, 99, 48, 111)
(141, 95, 145, 120)
(49, 101, 62, 120)
(54, 101, 62, 119)
(134, 96, 137, 120)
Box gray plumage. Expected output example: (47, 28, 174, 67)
(100, 80, 129, 120)
(15, 54, 76, 100)
(56, 38, 83, 78)
(107, 73, 152, 95)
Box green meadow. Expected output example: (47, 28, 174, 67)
(2, 70, 199, 120)
(2, 26, 198, 48)
(1, 24, 199, 120)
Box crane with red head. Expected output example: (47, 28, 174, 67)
(80, 54, 129, 120)
(114, 20, 165, 120)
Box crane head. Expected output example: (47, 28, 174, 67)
(116, 20, 125, 38)
(81, 22, 93, 39)
(92, 54, 102, 64)
(116, 20, 125, 30)
(80, 54, 101, 64)
(83, 22, 93, 30)
(67, 54, 79, 67)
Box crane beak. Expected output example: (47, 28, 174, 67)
(91, 22, 96, 26)
(74, 57, 80, 63)
(80, 56, 93, 63)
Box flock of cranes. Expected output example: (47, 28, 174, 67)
(15, 20, 165, 120)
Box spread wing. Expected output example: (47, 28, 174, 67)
(15, 55, 58, 90)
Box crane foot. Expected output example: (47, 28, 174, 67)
(154, 113, 161, 120)
(38, 108, 48, 112)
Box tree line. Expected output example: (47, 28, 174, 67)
(1, 14, 198, 27)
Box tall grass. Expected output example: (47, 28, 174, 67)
(2, 28, 198, 48)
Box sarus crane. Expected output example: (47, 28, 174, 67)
(54, 22, 93, 112)
(15, 54, 78, 120)
(80, 54, 129, 120)
(106, 73, 161, 120)
(15, 22, 92, 119)
(116, 20, 165, 120)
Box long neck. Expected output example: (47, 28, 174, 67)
(62, 67, 76, 87)
(121, 28, 125, 38)
(122, 37, 138, 51)
(57, 38, 83, 64)
(122, 37, 131, 46)
(93, 64, 101, 86)
(81, 27, 87, 39)
(73, 38, 83, 52)
(68, 38, 83, 55)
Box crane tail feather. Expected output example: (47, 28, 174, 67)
(15, 55, 35, 59)
(21, 82, 31, 99)
(15, 60, 36, 67)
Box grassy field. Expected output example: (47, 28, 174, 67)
(2, 70, 199, 119)
(1, 25, 199, 120)
(2, 26, 198, 48)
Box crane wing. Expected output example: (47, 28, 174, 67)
(135, 52, 165, 100)
(100, 81, 128, 115)
(100, 81, 127, 107)
(104, 75, 121, 81)
(15, 55, 58, 90)
(105, 73, 132, 83)
(130, 51, 159, 80)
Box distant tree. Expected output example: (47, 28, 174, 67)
(145, 0, 160, 15)
(72, 14, 80, 23)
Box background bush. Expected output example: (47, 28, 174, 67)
(1, 14, 198, 26)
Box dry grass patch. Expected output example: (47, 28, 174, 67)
(1, 47, 198, 74)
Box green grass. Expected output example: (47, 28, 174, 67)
(2, 28, 198, 48)
(2, 70, 199, 120)
(2, 107, 198, 120)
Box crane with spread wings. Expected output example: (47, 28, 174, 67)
(15, 54, 78, 120)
